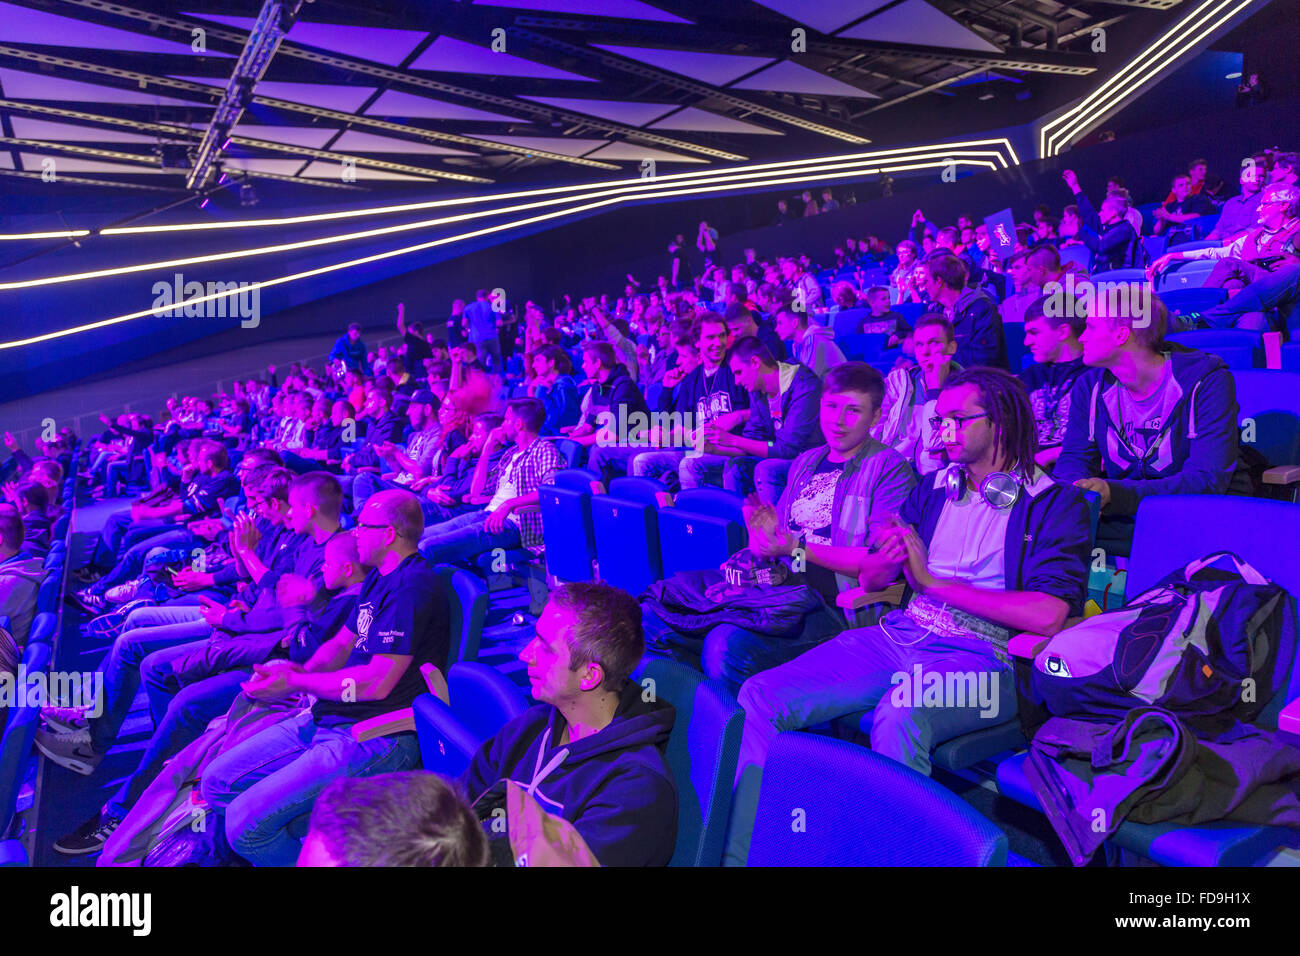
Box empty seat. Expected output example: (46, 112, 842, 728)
(746, 733, 1008, 866)
(657, 488, 747, 579)
(433, 565, 489, 668)
(1159, 287, 1228, 318)
(831, 308, 871, 338)
(1090, 268, 1147, 284)
(1156, 259, 1216, 291)
(413, 661, 531, 778)
(591, 477, 666, 595)
(1058, 245, 1091, 271)
(1166, 329, 1262, 369)
(634, 658, 743, 867)
(538, 468, 600, 584)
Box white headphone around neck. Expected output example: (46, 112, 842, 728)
(943, 465, 1022, 509)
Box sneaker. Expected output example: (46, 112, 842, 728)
(41, 705, 89, 734)
(34, 727, 103, 776)
(104, 579, 144, 605)
(67, 589, 107, 615)
(70, 566, 103, 585)
(52, 813, 121, 856)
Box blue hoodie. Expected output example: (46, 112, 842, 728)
(1054, 346, 1253, 517)
(462, 679, 678, 867)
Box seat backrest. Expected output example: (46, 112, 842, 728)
(448, 661, 532, 743)
(1232, 370, 1300, 467)
(447, 568, 488, 667)
(831, 308, 870, 337)
(27, 612, 56, 645)
(637, 658, 743, 867)
(607, 477, 667, 506)
(671, 488, 746, 524)
(895, 302, 926, 323)
(550, 468, 600, 493)
(0, 641, 50, 834)
(747, 733, 1007, 866)
(1167, 239, 1221, 254)
(553, 439, 584, 470)
(1129, 496, 1300, 717)
(1091, 268, 1146, 284)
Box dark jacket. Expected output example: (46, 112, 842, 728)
(463, 679, 678, 867)
(931, 287, 1007, 369)
(741, 362, 823, 460)
(1054, 346, 1253, 516)
(899, 468, 1091, 619)
(583, 365, 649, 430)
(1074, 189, 1139, 271)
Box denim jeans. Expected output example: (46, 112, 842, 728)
(725, 610, 1015, 864)
(200, 711, 421, 866)
(418, 509, 522, 564)
(88, 604, 211, 753)
(91, 528, 198, 595)
(701, 602, 847, 695)
(1202, 260, 1300, 331)
(677, 453, 730, 490)
(105, 651, 247, 820)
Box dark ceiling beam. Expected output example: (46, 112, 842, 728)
(1078, 0, 1182, 8)
(508, 28, 871, 144)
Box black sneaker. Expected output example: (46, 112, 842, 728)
(66, 589, 107, 615)
(53, 813, 121, 856)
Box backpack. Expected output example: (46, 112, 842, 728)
(1028, 552, 1290, 730)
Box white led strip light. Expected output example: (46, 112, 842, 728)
(1040, 0, 1262, 157)
(0, 139, 1019, 242)
(0, 148, 1013, 292)
(0, 153, 1003, 350)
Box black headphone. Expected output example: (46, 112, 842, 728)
(943, 465, 1022, 509)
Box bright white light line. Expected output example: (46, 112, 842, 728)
(1049, 0, 1255, 154)
(1046, 0, 1240, 155)
(0, 230, 91, 240)
(0, 138, 1018, 241)
(0, 158, 997, 351)
(1041, 0, 1253, 156)
(0, 149, 1012, 291)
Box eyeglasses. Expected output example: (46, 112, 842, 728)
(928, 412, 989, 433)
(354, 522, 391, 532)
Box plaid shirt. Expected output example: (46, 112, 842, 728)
(487, 437, 563, 552)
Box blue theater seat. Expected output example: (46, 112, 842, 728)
(996, 495, 1300, 865)
(433, 565, 489, 668)
(26, 612, 56, 646)
(831, 308, 871, 338)
(1058, 245, 1091, 271)
(1232, 370, 1300, 498)
(592, 476, 666, 596)
(553, 438, 585, 470)
(1158, 287, 1228, 319)
(895, 302, 926, 324)
(835, 332, 887, 361)
(746, 733, 1008, 866)
(1156, 259, 1216, 291)
(1284, 343, 1300, 373)
(1165, 329, 1262, 369)
(657, 488, 747, 579)
(1090, 268, 1147, 284)
(413, 662, 531, 779)
(538, 468, 601, 584)
(1004, 322, 1026, 371)
(633, 658, 743, 867)
(0, 641, 51, 837)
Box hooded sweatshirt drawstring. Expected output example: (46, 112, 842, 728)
(1187, 380, 1202, 439)
(522, 728, 570, 809)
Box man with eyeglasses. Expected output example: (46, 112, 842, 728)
(200, 489, 449, 866)
(728, 367, 1090, 863)
(1149, 183, 1300, 331)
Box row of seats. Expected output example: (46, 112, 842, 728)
(0, 449, 79, 866)
(413, 492, 1300, 866)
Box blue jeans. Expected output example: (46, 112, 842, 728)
(105, 647, 247, 819)
(701, 602, 846, 695)
(725, 610, 1015, 865)
(200, 712, 421, 866)
(418, 508, 522, 564)
(91, 528, 198, 595)
(1203, 260, 1300, 331)
(88, 605, 211, 753)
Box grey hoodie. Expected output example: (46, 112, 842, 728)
(793, 324, 847, 380)
(0, 553, 47, 644)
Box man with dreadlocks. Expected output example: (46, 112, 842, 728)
(725, 367, 1091, 864)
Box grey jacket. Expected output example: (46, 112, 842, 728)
(776, 437, 916, 623)
(0, 553, 46, 645)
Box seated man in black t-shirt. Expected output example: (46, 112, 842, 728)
(200, 489, 450, 866)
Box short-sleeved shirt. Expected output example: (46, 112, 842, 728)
(313, 553, 450, 724)
(786, 456, 847, 604)
(1115, 358, 1180, 460)
(182, 470, 238, 517)
(403, 331, 433, 370)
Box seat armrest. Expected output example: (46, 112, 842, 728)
(1262, 465, 1300, 485)
(654, 491, 673, 508)
(1279, 697, 1300, 738)
(835, 582, 905, 610)
(588, 480, 606, 496)
(1008, 633, 1051, 660)
(352, 707, 414, 742)
(420, 663, 450, 704)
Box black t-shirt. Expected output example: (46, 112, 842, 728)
(446, 313, 466, 347)
(182, 470, 238, 517)
(313, 553, 450, 724)
(404, 331, 433, 371)
(670, 246, 693, 283)
(1018, 358, 1088, 450)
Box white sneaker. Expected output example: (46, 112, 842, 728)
(104, 579, 144, 605)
